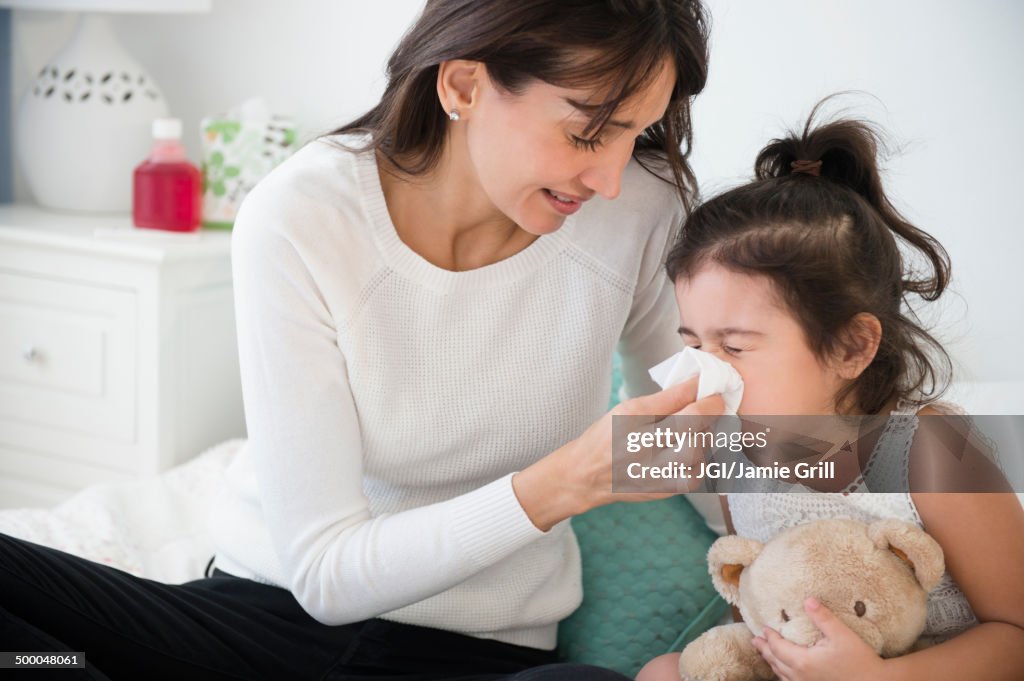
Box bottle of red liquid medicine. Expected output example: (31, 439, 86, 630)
(133, 118, 202, 232)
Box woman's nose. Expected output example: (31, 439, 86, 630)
(579, 139, 634, 200)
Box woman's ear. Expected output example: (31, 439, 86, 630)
(436, 60, 485, 119)
(834, 312, 882, 380)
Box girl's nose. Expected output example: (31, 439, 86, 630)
(710, 349, 743, 377)
(708, 347, 734, 364)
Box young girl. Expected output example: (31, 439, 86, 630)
(637, 104, 1024, 681)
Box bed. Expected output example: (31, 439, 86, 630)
(0, 439, 242, 585)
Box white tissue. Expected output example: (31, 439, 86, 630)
(648, 347, 745, 415)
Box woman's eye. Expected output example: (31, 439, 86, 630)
(569, 134, 604, 152)
(723, 345, 743, 355)
(687, 344, 702, 351)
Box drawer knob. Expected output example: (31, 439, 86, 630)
(22, 345, 39, 362)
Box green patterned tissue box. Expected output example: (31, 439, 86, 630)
(200, 99, 297, 229)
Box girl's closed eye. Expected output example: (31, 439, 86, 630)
(683, 341, 744, 356)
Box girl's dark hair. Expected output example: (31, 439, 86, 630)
(325, 0, 709, 210)
(665, 97, 953, 414)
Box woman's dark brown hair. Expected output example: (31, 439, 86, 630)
(326, 0, 710, 210)
(665, 97, 953, 414)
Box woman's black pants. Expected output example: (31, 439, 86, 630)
(0, 533, 630, 681)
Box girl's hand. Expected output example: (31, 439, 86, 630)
(751, 598, 889, 681)
(512, 377, 725, 531)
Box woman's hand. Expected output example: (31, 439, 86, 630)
(512, 376, 725, 531)
(751, 598, 889, 681)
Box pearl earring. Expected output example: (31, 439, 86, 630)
(448, 110, 460, 121)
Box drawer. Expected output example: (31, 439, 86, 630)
(0, 270, 136, 443)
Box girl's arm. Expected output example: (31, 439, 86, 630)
(883, 406, 1024, 679)
(882, 491, 1024, 681)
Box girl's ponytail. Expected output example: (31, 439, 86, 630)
(754, 101, 951, 302)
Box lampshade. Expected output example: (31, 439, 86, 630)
(4, 0, 211, 212)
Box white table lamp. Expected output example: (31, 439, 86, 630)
(2, 0, 211, 213)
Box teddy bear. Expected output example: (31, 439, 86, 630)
(678, 518, 945, 681)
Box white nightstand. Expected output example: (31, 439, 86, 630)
(0, 204, 245, 508)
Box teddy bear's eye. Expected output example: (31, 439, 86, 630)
(781, 609, 790, 622)
(854, 601, 866, 617)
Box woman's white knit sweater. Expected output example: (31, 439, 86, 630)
(209, 135, 685, 650)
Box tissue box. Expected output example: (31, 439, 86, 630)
(200, 112, 297, 229)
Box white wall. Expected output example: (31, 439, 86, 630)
(10, 0, 1023, 383)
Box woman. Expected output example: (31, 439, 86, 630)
(0, 1, 721, 679)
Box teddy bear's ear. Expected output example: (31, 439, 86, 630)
(867, 519, 945, 592)
(707, 535, 764, 605)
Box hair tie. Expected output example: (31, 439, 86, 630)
(790, 159, 823, 176)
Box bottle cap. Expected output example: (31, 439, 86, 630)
(152, 118, 183, 140)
